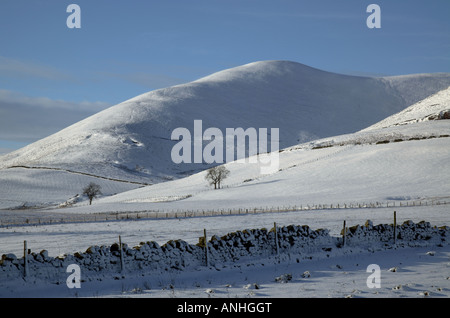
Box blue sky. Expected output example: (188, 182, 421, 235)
(0, 0, 449, 153)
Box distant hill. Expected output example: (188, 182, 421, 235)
(363, 86, 450, 130)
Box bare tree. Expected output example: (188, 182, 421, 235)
(83, 182, 102, 205)
(205, 166, 230, 189)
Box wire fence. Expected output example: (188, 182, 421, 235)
(1, 198, 449, 228)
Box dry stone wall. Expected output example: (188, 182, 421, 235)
(0, 220, 448, 284)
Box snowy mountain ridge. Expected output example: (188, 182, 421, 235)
(1, 60, 450, 183)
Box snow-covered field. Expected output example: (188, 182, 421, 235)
(32, 121, 448, 215)
(1, 204, 449, 298)
(93, 245, 450, 299)
(3, 244, 450, 299)
(0, 168, 142, 210)
(1, 204, 449, 258)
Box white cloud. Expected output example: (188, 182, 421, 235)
(0, 89, 110, 144)
(0, 90, 110, 112)
(109, 72, 187, 90)
(0, 56, 72, 81)
(0, 147, 14, 155)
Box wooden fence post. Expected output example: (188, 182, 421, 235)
(23, 240, 29, 278)
(393, 211, 397, 244)
(119, 235, 124, 272)
(274, 222, 279, 262)
(204, 229, 209, 267)
(342, 220, 346, 247)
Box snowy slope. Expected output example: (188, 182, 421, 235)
(1, 61, 450, 182)
(52, 120, 449, 215)
(363, 86, 450, 130)
(0, 168, 143, 209)
(1, 61, 450, 210)
(50, 85, 449, 213)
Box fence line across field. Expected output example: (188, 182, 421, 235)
(0, 199, 449, 228)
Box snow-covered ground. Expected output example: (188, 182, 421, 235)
(94, 245, 450, 299)
(1, 204, 449, 258)
(2, 245, 450, 299)
(28, 120, 446, 216)
(0, 168, 142, 210)
(2, 120, 448, 212)
(0, 207, 448, 298)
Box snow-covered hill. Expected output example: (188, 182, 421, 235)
(50, 84, 449, 214)
(1, 61, 450, 180)
(363, 86, 450, 130)
(54, 120, 447, 215)
(1, 61, 450, 210)
(49, 85, 450, 214)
